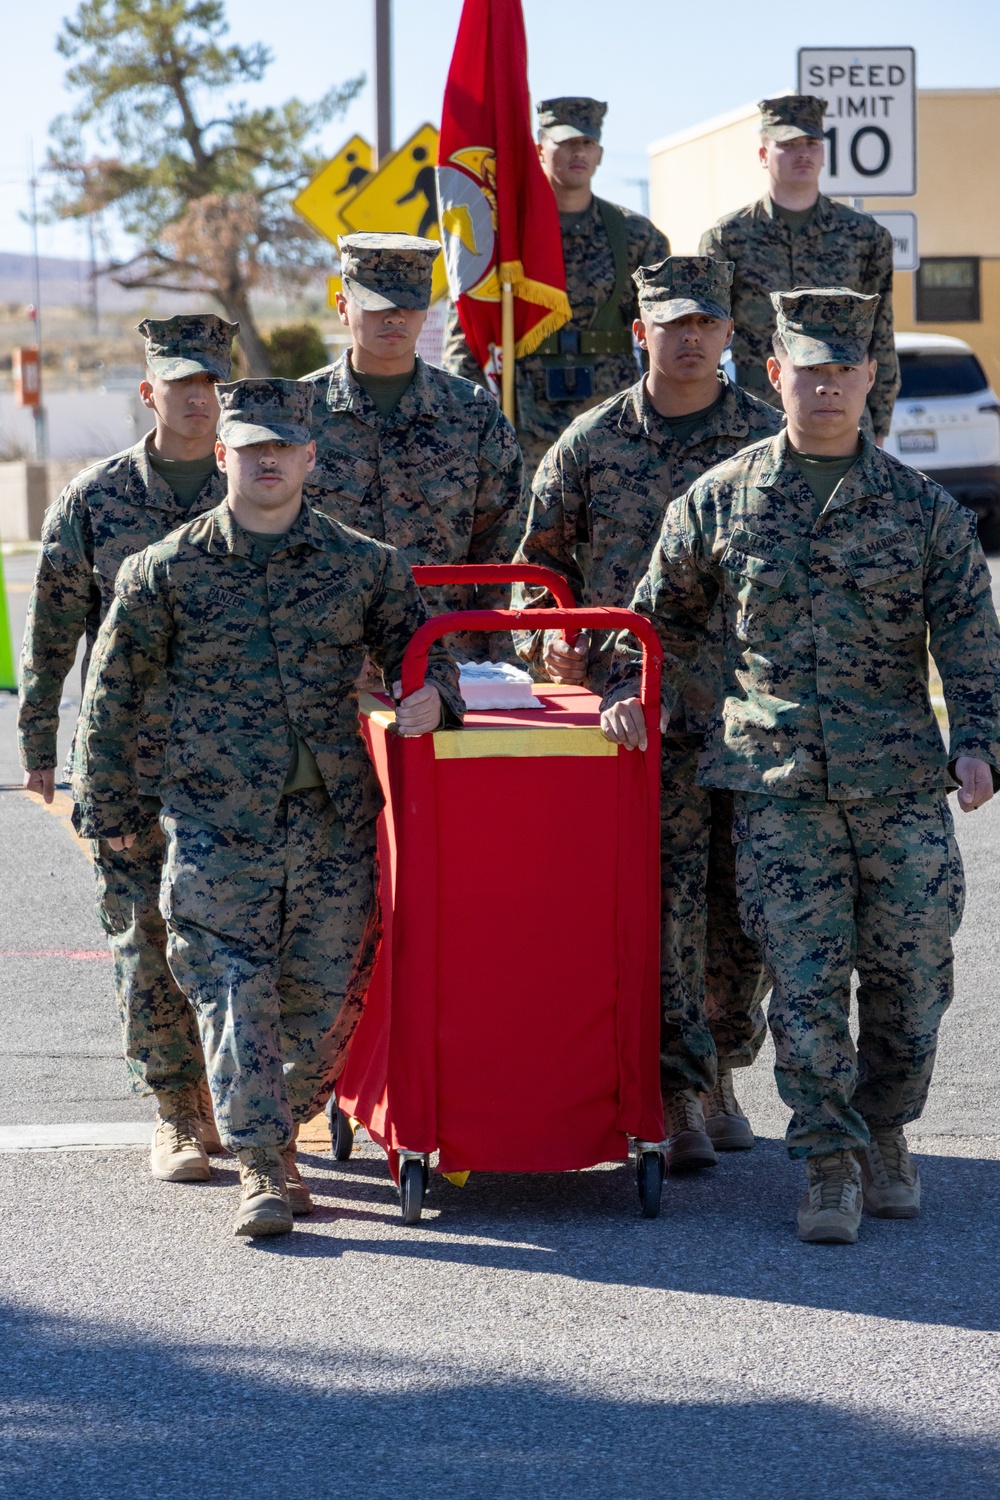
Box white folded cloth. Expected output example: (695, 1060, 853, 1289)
(458, 661, 542, 710)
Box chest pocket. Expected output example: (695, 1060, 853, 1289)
(310, 449, 376, 518)
(721, 530, 792, 644)
(93, 542, 141, 594)
(299, 583, 364, 648)
(588, 476, 667, 600)
(845, 534, 924, 644)
(186, 587, 263, 650)
(411, 455, 480, 561)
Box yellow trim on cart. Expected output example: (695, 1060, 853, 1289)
(433, 727, 616, 759)
(359, 693, 615, 758)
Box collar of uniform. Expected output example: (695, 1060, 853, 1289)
(128, 434, 190, 513)
(326, 350, 435, 425)
(561, 197, 601, 238)
(623, 374, 747, 447)
(759, 192, 831, 230)
(754, 428, 883, 510)
(817, 434, 886, 512)
(204, 499, 327, 556)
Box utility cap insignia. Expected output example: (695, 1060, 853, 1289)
(216, 378, 314, 446)
(338, 231, 440, 311)
(536, 97, 607, 144)
(634, 256, 734, 323)
(137, 314, 238, 381)
(759, 94, 827, 142)
(772, 287, 880, 365)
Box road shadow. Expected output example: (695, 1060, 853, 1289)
(294, 1140, 1000, 1332)
(0, 1299, 997, 1500)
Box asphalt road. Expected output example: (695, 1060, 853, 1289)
(1, 545, 999, 1498)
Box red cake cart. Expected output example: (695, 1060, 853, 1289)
(328, 565, 666, 1219)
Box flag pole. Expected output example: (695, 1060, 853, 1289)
(500, 274, 515, 424)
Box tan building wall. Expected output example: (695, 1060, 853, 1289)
(649, 103, 762, 256)
(649, 88, 1000, 391)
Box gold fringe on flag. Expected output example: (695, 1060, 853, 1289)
(499, 260, 573, 357)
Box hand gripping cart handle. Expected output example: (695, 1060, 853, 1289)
(333, 572, 668, 1222)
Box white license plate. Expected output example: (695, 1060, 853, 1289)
(899, 430, 937, 454)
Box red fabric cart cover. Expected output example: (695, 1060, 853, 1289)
(339, 685, 663, 1175)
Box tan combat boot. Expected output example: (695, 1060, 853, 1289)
(663, 1088, 718, 1173)
(281, 1130, 313, 1216)
(233, 1147, 293, 1237)
(701, 1068, 755, 1151)
(857, 1127, 921, 1219)
(150, 1087, 211, 1183)
(196, 1079, 226, 1155)
(796, 1150, 863, 1244)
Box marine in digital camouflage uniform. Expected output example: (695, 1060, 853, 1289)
(514, 258, 783, 1169)
(603, 289, 1000, 1242)
(699, 95, 899, 440)
(441, 97, 671, 478)
(72, 379, 463, 1237)
(300, 232, 524, 662)
(18, 313, 237, 1181)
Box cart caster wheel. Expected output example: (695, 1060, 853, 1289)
(328, 1101, 355, 1162)
(636, 1149, 664, 1219)
(400, 1159, 427, 1225)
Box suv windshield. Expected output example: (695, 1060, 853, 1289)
(898, 352, 988, 399)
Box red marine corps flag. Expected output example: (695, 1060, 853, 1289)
(436, 0, 571, 418)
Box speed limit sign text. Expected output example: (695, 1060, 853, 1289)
(798, 47, 916, 197)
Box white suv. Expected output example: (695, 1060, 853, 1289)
(884, 332, 1000, 549)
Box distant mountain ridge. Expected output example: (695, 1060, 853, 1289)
(0, 251, 203, 312)
(0, 251, 329, 315)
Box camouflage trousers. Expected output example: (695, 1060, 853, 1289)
(733, 789, 965, 1158)
(660, 735, 768, 1095)
(160, 788, 379, 1151)
(91, 803, 206, 1099)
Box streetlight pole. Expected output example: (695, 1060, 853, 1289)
(373, 0, 393, 165)
(28, 141, 47, 461)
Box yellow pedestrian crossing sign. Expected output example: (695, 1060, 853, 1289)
(340, 124, 448, 303)
(292, 134, 374, 244)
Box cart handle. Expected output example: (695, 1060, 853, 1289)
(401, 606, 663, 730)
(410, 563, 578, 611)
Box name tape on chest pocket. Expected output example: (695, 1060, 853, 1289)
(298, 581, 350, 613)
(206, 586, 246, 610)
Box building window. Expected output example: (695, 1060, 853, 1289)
(915, 258, 981, 323)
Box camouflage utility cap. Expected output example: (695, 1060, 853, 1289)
(634, 257, 734, 323)
(772, 288, 880, 365)
(338, 231, 440, 311)
(759, 94, 827, 142)
(216, 379, 314, 446)
(536, 97, 607, 144)
(137, 314, 238, 381)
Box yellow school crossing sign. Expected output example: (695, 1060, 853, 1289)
(292, 135, 374, 243)
(297, 123, 449, 307)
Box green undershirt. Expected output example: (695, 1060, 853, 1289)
(790, 447, 861, 510)
(353, 364, 417, 418)
(653, 381, 727, 447)
(774, 200, 817, 235)
(241, 527, 325, 795)
(147, 447, 219, 507)
(559, 206, 592, 233)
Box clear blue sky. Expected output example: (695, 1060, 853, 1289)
(3, 0, 998, 263)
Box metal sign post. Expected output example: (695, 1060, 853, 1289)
(797, 47, 917, 199)
(374, 0, 393, 166)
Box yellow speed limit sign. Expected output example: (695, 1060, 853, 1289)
(340, 123, 448, 303)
